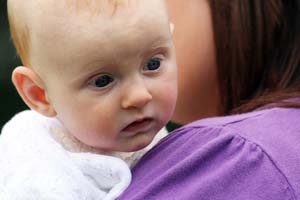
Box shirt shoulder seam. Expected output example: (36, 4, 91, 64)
(222, 125, 297, 200)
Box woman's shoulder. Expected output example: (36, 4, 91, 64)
(173, 107, 300, 197)
(183, 107, 300, 180)
(122, 108, 300, 200)
(183, 107, 300, 154)
(148, 108, 300, 166)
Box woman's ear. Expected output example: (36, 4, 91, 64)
(11, 66, 56, 117)
(170, 22, 175, 34)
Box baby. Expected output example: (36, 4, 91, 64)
(0, 0, 177, 199)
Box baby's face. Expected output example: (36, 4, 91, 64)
(30, 0, 177, 152)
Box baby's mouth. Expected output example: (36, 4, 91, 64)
(122, 118, 153, 133)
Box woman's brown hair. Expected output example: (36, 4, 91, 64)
(209, 0, 300, 114)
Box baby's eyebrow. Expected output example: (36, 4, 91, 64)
(149, 34, 173, 48)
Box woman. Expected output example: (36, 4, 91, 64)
(119, 0, 300, 199)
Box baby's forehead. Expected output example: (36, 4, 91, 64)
(11, 0, 167, 28)
(44, 0, 127, 17)
(27, 0, 166, 31)
(30, 0, 167, 37)
(11, 0, 132, 28)
(29, 0, 148, 18)
(64, 0, 126, 13)
(25, 0, 170, 68)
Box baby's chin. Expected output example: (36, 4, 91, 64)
(88, 141, 149, 153)
(85, 130, 158, 153)
(126, 142, 150, 152)
(111, 142, 150, 153)
(119, 134, 156, 153)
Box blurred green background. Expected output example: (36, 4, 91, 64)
(1, 1, 28, 131)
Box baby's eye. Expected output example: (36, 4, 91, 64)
(89, 75, 114, 88)
(143, 57, 162, 71)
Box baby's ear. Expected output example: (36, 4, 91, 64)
(11, 66, 56, 117)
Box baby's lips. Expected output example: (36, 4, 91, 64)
(122, 118, 153, 133)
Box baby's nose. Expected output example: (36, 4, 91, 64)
(121, 83, 152, 109)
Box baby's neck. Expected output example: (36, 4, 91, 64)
(48, 125, 146, 167)
(49, 126, 109, 155)
(48, 119, 168, 167)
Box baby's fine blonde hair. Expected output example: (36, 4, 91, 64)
(7, 0, 127, 67)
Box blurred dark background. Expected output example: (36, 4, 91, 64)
(1, 0, 28, 131)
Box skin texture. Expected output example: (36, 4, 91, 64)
(11, 0, 177, 152)
(166, 0, 220, 124)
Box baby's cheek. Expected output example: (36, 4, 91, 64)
(159, 81, 178, 117)
(73, 120, 109, 143)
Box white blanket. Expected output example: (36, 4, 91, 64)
(0, 110, 133, 200)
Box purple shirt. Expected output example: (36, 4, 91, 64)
(118, 108, 300, 200)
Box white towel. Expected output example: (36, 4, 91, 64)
(0, 110, 132, 200)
